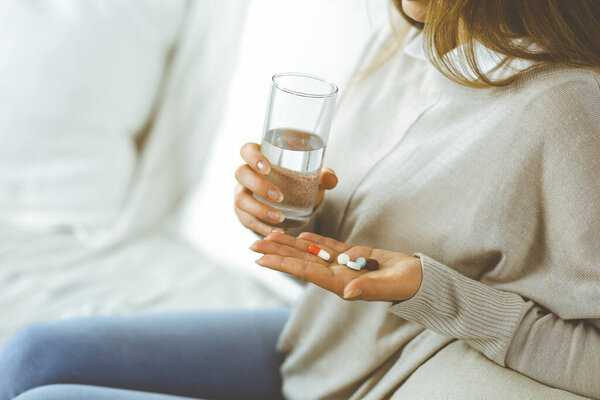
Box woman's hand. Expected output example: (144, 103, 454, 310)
(250, 231, 423, 301)
(234, 142, 338, 236)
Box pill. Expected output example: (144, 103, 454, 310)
(308, 244, 331, 261)
(356, 257, 367, 268)
(365, 259, 379, 271)
(337, 253, 350, 265)
(346, 261, 362, 271)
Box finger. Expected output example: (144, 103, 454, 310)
(265, 232, 336, 263)
(256, 254, 345, 295)
(250, 239, 325, 264)
(318, 167, 338, 190)
(314, 188, 325, 207)
(234, 205, 284, 237)
(235, 165, 284, 203)
(338, 246, 376, 263)
(296, 232, 351, 254)
(234, 185, 285, 224)
(240, 142, 271, 175)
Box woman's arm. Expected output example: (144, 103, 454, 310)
(391, 76, 600, 397)
(390, 253, 600, 399)
(251, 232, 600, 399)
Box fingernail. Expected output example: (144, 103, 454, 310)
(268, 211, 284, 222)
(257, 160, 270, 174)
(271, 228, 285, 233)
(268, 189, 283, 202)
(343, 288, 362, 299)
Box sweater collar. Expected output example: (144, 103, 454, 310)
(403, 30, 536, 78)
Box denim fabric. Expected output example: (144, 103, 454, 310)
(0, 309, 289, 400)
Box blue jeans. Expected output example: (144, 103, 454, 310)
(0, 308, 289, 400)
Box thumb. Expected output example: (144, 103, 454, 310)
(343, 268, 420, 302)
(319, 167, 338, 190)
(343, 276, 376, 301)
(343, 272, 398, 302)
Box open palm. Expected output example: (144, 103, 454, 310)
(250, 232, 422, 302)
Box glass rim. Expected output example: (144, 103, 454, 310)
(272, 72, 338, 99)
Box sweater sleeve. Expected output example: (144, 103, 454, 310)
(389, 253, 600, 399)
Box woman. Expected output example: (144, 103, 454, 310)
(1, 0, 599, 399)
(238, 1, 600, 398)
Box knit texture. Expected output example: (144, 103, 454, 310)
(390, 253, 526, 365)
(277, 29, 600, 400)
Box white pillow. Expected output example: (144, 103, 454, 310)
(178, 0, 388, 302)
(0, 0, 186, 230)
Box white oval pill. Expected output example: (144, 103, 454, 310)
(346, 261, 361, 271)
(337, 253, 350, 265)
(318, 249, 331, 261)
(356, 257, 367, 268)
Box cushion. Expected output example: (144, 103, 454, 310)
(0, 0, 185, 229)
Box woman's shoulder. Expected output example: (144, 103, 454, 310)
(518, 66, 599, 114)
(515, 66, 599, 138)
(517, 67, 600, 183)
(492, 66, 600, 178)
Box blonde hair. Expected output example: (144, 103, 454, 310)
(381, 0, 600, 88)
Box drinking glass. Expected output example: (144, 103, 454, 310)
(254, 72, 338, 228)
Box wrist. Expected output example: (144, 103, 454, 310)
(407, 255, 424, 299)
(391, 256, 423, 304)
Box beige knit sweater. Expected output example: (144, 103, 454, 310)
(277, 30, 600, 400)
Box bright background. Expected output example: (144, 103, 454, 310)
(178, 0, 388, 302)
(0, 0, 388, 344)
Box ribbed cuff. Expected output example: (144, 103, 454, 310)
(389, 253, 527, 366)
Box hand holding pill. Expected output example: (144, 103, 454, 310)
(249, 231, 423, 302)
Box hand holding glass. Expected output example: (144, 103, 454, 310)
(254, 73, 338, 228)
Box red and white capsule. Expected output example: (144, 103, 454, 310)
(308, 244, 331, 261)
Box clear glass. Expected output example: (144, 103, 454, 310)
(255, 72, 338, 228)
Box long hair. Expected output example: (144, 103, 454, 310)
(388, 0, 600, 87)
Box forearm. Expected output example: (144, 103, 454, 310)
(506, 303, 600, 398)
(390, 254, 526, 364)
(390, 253, 600, 399)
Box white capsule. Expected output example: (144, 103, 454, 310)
(337, 253, 350, 265)
(356, 257, 367, 268)
(318, 249, 330, 261)
(346, 261, 362, 271)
